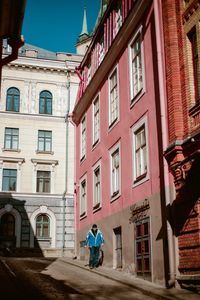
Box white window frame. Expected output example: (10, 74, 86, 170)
(92, 160, 102, 211)
(109, 142, 121, 201)
(132, 116, 149, 187)
(108, 65, 120, 128)
(80, 115, 86, 161)
(92, 95, 100, 146)
(79, 174, 87, 218)
(129, 26, 145, 105)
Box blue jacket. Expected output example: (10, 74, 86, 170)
(86, 229, 104, 247)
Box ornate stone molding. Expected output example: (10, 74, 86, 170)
(171, 151, 200, 196)
(129, 198, 150, 223)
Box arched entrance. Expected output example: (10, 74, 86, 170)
(0, 206, 21, 248)
(0, 213, 16, 248)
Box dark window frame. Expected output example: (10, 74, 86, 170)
(39, 90, 52, 115)
(38, 130, 52, 152)
(6, 87, 20, 112)
(36, 171, 51, 193)
(0, 213, 15, 237)
(2, 169, 17, 192)
(36, 214, 50, 238)
(4, 127, 19, 150)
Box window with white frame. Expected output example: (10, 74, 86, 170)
(110, 147, 120, 198)
(80, 116, 86, 160)
(133, 121, 148, 182)
(109, 68, 119, 126)
(2, 169, 17, 191)
(4, 128, 19, 150)
(36, 171, 51, 193)
(38, 130, 52, 152)
(93, 165, 101, 209)
(93, 96, 100, 145)
(80, 178, 86, 217)
(36, 214, 50, 238)
(129, 31, 144, 101)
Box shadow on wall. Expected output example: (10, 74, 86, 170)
(0, 193, 43, 257)
(169, 153, 200, 237)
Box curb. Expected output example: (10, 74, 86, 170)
(60, 258, 176, 300)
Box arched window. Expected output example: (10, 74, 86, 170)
(0, 213, 15, 237)
(36, 214, 50, 238)
(6, 87, 20, 112)
(39, 90, 52, 114)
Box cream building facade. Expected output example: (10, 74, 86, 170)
(0, 42, 82, 256)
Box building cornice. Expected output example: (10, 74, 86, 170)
(0, 192, 64, 199)
(2, 55, 82, 74)
(31, 158, 58, 165)
(0, 111, 65, 121)
(0, 156, 25, 163)
(73, 0, 151, 124)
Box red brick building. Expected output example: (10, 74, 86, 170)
(163, 0, 200, 283)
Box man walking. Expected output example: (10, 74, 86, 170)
(85, 224, 104, 269)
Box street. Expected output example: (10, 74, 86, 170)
(0, 257, 159, 300)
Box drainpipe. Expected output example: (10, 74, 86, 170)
(62, 70, 70, 257)
(153, 0, 176, 287)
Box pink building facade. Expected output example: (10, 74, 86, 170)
(73, 0, 174, 286)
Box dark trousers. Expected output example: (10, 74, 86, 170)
(89, 246, 100, 268)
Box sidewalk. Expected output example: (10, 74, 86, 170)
(60, 257, 200, 300)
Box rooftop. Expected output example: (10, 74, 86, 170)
(2, 40, 82, 62)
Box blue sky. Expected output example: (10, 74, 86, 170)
(22, 0, 100, 53)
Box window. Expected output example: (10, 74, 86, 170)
(4, 128, 19, 150)
(2, 169, 17, 191)
(93, 97, 100, 145)
(36, 214, 50, 238)
(39, 90, 52, 114)
(110, 147, 120, 198)
(93, 165, 101, 209)
(80, 116, 86, 160)
(129, 31, 144, 101)
(80, 179, 86, 217)
(6, 87, 20, 112)
(36, 171, 51, 193)
(188, 28, 200, 103)
(109, 68, 119, 126)
(133, 118, 149, 184)
(38, 130, 52, 152)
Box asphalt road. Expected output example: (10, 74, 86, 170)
(0, 257, 158, 300)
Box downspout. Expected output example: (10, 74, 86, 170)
(153, 0, 176, 287)
(1, 37, 24, 66)
(62, 70, 70, 257)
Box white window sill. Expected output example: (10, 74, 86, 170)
(92, 139, 100, 150)
(93, 203, 101, 213)
(36, 150, 54, 155)
(2, 148, 21, 153)
(108, 118, 120, 132)
(130, 89, 145, 109)
(80, 212, 87, 220)
(80, 155, 86, 164)
(132, 173, 149, 188)
(110, 191, 121, 202)
(36, 237, 51, 241)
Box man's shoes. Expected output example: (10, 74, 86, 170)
(89, 266, 94, 269)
